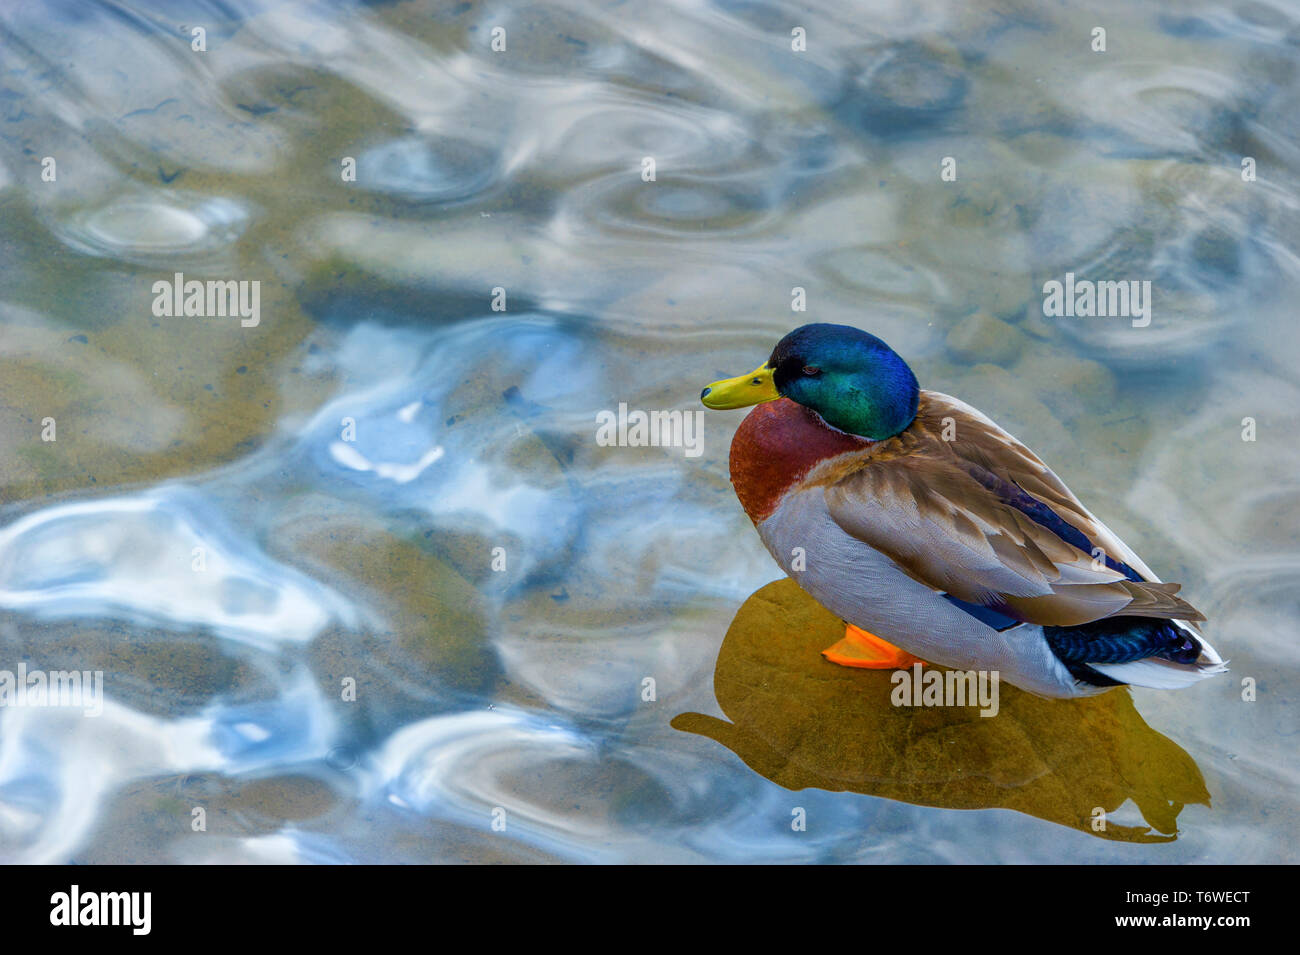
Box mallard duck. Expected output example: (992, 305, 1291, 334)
(701, 323, 1226, 699)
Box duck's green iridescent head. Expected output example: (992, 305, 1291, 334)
(700, 323, 920, 440)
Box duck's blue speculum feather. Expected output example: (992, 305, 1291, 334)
(941, 593, 1021, 631)
(963, 463, 1145, 583)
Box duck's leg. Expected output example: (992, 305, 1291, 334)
(822, 623, 926, 669)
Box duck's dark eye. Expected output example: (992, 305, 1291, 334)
(802, 365, 821, 377)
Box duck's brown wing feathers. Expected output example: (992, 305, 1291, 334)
(822, 392, 1204, 628)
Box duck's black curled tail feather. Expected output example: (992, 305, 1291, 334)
(1044, 617, 1210, 688)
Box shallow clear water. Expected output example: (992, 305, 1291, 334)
(1, 0, 1298, 863)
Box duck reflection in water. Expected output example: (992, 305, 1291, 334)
(674, 580, 1210, 843)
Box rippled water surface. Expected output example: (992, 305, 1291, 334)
(2, 0, 1298, 863)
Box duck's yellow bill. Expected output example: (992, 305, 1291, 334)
(700, 364, 778, 409)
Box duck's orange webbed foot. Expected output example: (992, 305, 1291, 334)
(822, 623, 927, 669)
